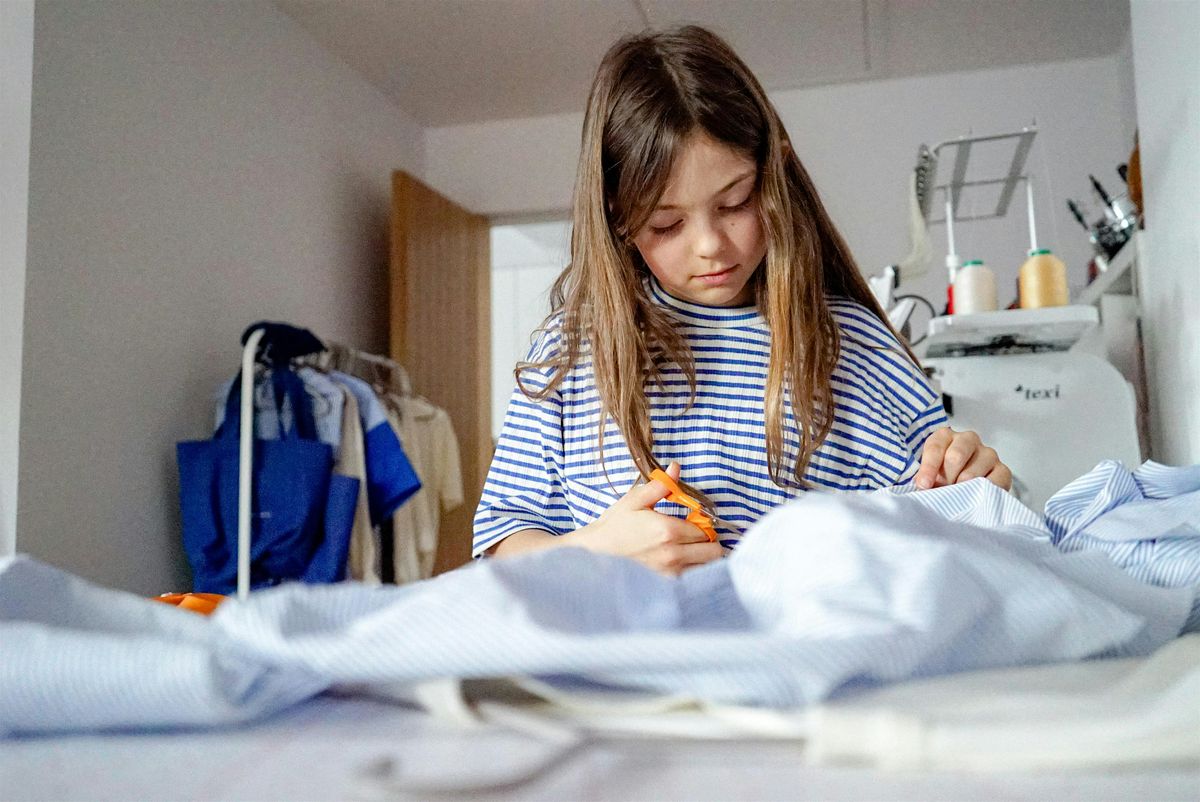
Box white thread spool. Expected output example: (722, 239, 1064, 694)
(953, 259, 998, 315)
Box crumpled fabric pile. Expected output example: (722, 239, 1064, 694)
(1, 460, 1197, 737)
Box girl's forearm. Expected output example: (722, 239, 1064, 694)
(487, 527, 582, 558)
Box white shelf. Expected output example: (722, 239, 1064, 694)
(1076, 233, 1139, 307)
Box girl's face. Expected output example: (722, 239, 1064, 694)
(631, 132, 766, 307)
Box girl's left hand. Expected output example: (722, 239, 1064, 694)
(915, 427, 1012, 491)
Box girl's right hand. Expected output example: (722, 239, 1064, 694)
(573, 462, 725, 576)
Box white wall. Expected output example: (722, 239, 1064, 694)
(21, 1, 424, 593)
(490, 222, 571, 438)
(0, 1, 34, 558)
(1131, 0, 1200, 465)
(430, 53, 1136, 314)
(428, 111, 583, 220)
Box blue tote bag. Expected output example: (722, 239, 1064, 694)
(177, 368, 359, 594)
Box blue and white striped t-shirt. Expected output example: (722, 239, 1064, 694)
(473, 277, 948, 556)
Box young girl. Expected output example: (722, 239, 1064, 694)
(473, 25, 1010, 575)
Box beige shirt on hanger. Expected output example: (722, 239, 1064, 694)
(384, 394, 463, 583)
(334, 386, 379, 584)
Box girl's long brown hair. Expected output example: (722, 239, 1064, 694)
(518, 25, 901, 493)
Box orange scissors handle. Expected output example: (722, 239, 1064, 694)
(153, 592, 226, 616)
(649, 468, 719, 543)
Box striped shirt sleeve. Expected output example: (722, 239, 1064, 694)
(905, 392, 950, 463)
(472, 328, 574, 557)
(893, 347, 949, 484)
(828, 298, 948, 485)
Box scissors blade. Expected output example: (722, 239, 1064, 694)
(701, 506, 735, 535)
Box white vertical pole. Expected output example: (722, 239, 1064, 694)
(944, 194, 961, 291)
(944, 195, 957, 259)
(1025, 176, 1039, 253)
(238, 328, 266, 601)
(0, 0, 33, 558)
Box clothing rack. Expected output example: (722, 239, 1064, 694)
(306, 342, 414, 399)
(237, 327, 267, 601)
(235, 329, 417, 600)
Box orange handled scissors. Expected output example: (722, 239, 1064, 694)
(649, 468, 720, 543)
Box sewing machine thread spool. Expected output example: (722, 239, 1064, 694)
(953, 260, 998, 314)
(1019, 249, 1069, 308)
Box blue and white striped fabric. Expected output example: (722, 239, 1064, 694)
(1044, 460, 1200, 632)
(473, 278, 947, 556)
(885, 459, 1200, 632)
(2, 461, 1197, 737)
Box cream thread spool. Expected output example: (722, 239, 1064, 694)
(1019, 248, 1069, 308)
(953, 260, 998, 315)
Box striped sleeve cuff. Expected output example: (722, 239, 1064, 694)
(471, 515, 563, 559)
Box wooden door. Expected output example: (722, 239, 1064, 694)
(390, 171, 491, 575)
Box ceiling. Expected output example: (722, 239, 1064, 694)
(275, 0, 1131, 128)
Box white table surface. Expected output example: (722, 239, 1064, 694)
(4, 695, 1197, 802)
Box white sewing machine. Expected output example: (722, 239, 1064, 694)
(919, 306, 1142, 510)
